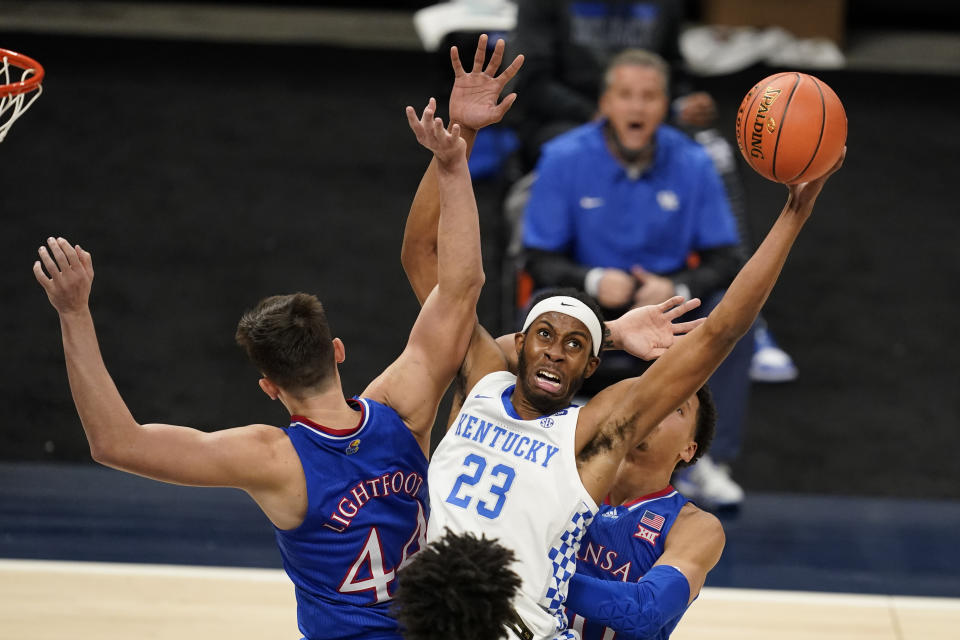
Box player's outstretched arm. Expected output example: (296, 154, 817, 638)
(406, 100, 483, 312)
(402, 34, 523, 304)
(392, 35, 524, 437)
(654, 506, 725, 603)
(365, 102, 485, 446)
(565, 508, 723, 639)
(577, 151, 846, 499)
(33, 238, 300, 524)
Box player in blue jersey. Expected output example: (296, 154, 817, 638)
(565, 385, 724, 640)
(399, 56, 844, 636)
(31, 39, 522, 640)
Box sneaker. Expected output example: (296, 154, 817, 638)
(750, 325, 799, 383)
(674, 455, 745, 509)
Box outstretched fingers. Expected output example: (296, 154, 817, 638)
(47, 236, 71, 270)
(33, 237, 94, 305)
(789, 146, 847, 205)
(408, 97, 464, 161)
(56, 237, 80, 268)
(420, 97, 437, 127)
(808, 146, 846, 188)
(405, 106, 420, 136)
(494, 92, 518, 119)
(496, 52, 524, 88)
(828, 146, 847, 175)
(484, 37, 504, 76)
(37, 237, 88, 277)
(76, 244, 94, 275)
(471, 33, 488, 73)
(449, 43, 464, 77)
(406, 97, 437, 139)
(672, 317, 706, 334)
(660, 295, 702, 320)
(658, 295, 685, 311)
(431, 115, 448, 141)
(32, 257, 51, 288)
(36, 242, 59, 278)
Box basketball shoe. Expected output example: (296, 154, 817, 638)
(750, 323, 798, 383)
(674, 455, 744, 509)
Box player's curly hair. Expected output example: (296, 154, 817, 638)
(393, 530, 522, 640)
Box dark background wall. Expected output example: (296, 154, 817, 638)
(1, 8, 958, 499)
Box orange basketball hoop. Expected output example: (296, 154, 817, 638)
(0, 48, 44, 142)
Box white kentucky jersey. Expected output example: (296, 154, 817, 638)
(427, 371, 598, 640)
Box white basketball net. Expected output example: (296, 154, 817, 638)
(0, 54, 42, 143)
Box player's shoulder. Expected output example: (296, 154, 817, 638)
(466, 369, 517, 396)
(672, 502, 725, 543)
(245, 422, 297, 448)
(237, 422, 288, 441)
(229, 422, 299, 464)
(353, 394, 386, 414)
(343, 396, 410, 434)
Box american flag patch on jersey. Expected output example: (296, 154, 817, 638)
(640, 510, 665, 531)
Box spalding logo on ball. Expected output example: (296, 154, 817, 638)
(735, 72, 847, 184)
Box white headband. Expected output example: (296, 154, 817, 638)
(521, 296, 603, 356)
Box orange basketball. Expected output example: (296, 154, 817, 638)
(735, 72, 847, 184)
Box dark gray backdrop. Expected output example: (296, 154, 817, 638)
(2, 32, 958, 498)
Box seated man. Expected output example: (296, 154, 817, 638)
(30, 63, 498, 639)
(398, 40, 845, 639)
(520, 48, 749, 509)
(506, 0, 697, 172)
(504, 0, 799, 385)
(523, 50, 751, 507)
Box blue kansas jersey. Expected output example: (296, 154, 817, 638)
(274, 397, 429, 640)
(569, 486, 688, 640)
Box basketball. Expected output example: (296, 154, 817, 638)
(735, 72, 847, 184)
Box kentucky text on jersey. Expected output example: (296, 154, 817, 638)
(324, 470, 425, 532)
(452, 412, 561, 468)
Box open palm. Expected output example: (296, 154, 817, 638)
(449, 34, 524, 130)
(614, 297, 705, 360)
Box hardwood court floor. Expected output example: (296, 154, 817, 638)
(2, 558, 958, 640)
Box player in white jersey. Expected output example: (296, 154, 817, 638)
(397, 49, 846, 635)
(394, 34, 846, 640)
(429, 366, 593, 637)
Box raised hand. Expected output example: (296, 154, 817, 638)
(406, 97, 466, 167)
(609, 296, 705, 360)
(786, 147, 846, 215)
(33, 236, 94, 314)
(448, 34, 524, 131)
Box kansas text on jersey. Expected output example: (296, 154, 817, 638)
(568, 486, 689, 640)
